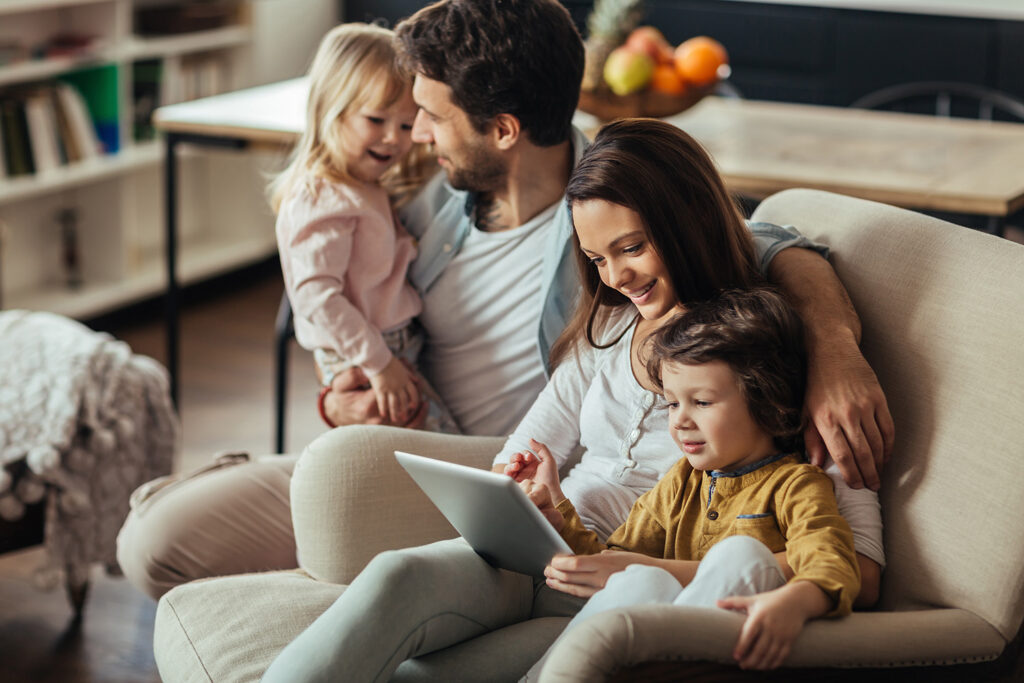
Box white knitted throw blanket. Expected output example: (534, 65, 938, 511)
(0, 310, 178, 590)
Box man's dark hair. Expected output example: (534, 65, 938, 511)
(646, 287, 808, 453)
(395, 0, 584, 146)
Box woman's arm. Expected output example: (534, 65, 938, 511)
(767, 247, 895, 491)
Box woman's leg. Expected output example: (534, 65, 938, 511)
(262, 538, 577, 683)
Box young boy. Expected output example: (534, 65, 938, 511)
(513, 287, 861, 672)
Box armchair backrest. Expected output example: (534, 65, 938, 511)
(752, 189, 1024, 641)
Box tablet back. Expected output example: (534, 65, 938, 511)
(395, 451, 573, 577)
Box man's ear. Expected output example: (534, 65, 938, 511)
(491, 113, 521, 150)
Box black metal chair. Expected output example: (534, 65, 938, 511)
(851, 81, 1024, 236)
(273, 292, 293, 454)
(851, 81, 1024, 122)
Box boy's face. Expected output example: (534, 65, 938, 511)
(661, 360, 776, 473)
(410, 74, 507, 192)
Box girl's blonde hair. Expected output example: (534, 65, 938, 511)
(268, 23, 433, 213)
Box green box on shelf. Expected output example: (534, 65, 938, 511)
(59, 63, 120, 154)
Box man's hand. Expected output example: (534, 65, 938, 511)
(718, 580, 828, 670)
(323, 366, 426, 429)
(804, 337, 894, 490)
(544, 551, 651, 598)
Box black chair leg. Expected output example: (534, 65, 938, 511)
(274, 294, 293, 454)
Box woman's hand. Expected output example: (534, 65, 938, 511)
(544, 551, 652, 598)
(717, 580, 828, 670)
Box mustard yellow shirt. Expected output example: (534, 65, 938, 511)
(556, 453, 861, 616)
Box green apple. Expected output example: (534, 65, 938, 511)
(603, 46, 655, 96)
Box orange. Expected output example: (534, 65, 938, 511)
(649, 62, 687, 95)
(674, 36, 728, 86)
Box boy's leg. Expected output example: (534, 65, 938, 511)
(523, 564, 684, 681)
(673, 535, 786, 608)
(262, 538, 581, 683)
(116, 454, 298, 600)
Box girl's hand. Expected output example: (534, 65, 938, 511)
(544, 551, 652, 598)
(368, 357, 421, 423)
(717, 581, 828, 670)
(518, 479, 564, 531)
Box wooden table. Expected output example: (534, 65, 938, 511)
(153, 78, 306, 406)
(661, 96, 1024, 218)
(155, 80, 1024, 407)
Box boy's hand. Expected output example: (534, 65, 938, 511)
(544, 551, 651, 598)
(368, 357, 421, 423)
(505, 440, 564, 500)
(518, 479, 564, 531)
(717, 581, 829, 670)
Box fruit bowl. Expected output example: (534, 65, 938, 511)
(577, 82, 717, 121)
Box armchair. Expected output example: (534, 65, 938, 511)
(153, 189, 1024, 682)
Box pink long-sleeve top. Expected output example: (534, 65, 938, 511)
(276, 177, 421, 376)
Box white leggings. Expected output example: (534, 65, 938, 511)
(524, 535, 787, 681)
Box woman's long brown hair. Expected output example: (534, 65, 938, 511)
(550, 118, 762, 368)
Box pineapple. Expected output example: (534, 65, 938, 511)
(581, 0, 646, 92)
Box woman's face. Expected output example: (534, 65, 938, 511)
(573, 199, 681, 324)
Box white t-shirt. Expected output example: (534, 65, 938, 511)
(419, 203, 560, 436)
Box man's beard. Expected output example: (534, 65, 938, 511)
(444, 143, 507, 193)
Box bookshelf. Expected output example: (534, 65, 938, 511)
(0, 0, 325, 319)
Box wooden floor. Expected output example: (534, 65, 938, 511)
(0, 270, 324, 682)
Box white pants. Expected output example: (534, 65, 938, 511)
(524, 535, 787, 681)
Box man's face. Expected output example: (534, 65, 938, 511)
(411, 74, 507, 193)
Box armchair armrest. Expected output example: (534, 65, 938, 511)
(538, 605, 1006, 682)
(290, 425, 504, 584)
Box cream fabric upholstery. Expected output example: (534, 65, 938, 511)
(153, 190, 1024, 681)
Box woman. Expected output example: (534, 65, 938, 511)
(262, 119, 883, 682)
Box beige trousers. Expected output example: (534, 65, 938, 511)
(116, 452, 299, 600)
(116, 426, 506, 600)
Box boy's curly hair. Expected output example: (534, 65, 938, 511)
(646, 287, 808, 453)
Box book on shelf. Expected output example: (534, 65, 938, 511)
(0, 112, 7, 178)
(1, 98, 34, 177)
(23, 89, 64, 174)
(54, 82, 103, 161)
(59, 63, 120, 154)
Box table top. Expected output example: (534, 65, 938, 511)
(155, 79, 1024, 217)
(664, 97, 1024, 216)
(153, 77, 306, 146)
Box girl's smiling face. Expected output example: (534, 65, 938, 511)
(573, 199, 682, 325)
(338, 88, 418, 183)
(661, 359, 776, 472)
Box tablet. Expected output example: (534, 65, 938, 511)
(395, 451, 573, 577)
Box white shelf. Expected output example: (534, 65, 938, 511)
(0, 142, 162, 206)
(124, 25, 252, 61)
(5, 230, 278, 319)
(0, 49, 117, 88)
(0, 0, 110, 16)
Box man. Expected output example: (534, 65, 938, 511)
(117, 0, 891, 602)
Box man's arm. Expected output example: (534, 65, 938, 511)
(768, 247, 895, 490)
